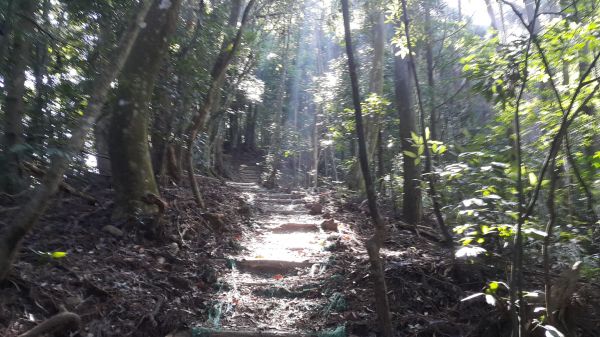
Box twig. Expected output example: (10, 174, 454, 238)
(22, 161, 97, 204)
(564, 134, 597, 222)
(499, 1, 539, 335)
(134, 296, 165, 330)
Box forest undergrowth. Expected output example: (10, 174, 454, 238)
(2, 160, 598, 337)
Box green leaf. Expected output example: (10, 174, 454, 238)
(410, 131, 422, 144)
(51, 251, 67, 259)
(403, 151, 417, 158)
(438, 145, 447, 154)
(528, 172, 538, 186)
(488, 281, 499, 291)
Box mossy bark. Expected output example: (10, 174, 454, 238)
(108, 0, 182, 219)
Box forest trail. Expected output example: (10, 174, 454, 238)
(178, 166, 347, 336)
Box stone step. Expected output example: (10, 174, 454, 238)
(252, 285, 319, 298)
(235, 259, 313, 274)
(257, 198, 306, 204)
(269, 223, 319, 233)
(167, 329, 311, 337)
(262, 209, 308, 216)
(227, 182, 259, 186)
(257, 193, 303, 199)
(228, 184, 262, 190)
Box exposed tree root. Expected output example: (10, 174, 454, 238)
(18, 310, 81, 337)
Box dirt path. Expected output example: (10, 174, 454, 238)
(169, 166, 348, 336)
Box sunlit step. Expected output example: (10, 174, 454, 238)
(167, 329, 312, 337)
(256, 193, 303, 199)
(268, 223, 319, 233)
(257, 198, 306, 204)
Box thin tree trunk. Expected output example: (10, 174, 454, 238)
(244, 104, 257, 150)
(348, 4, 385, 191)
(484, 0, 499, 31)
(28, 0, 51, 148)
(400, 0, 452, 243)
(543, 156, 558, 326)
(340, 1, 393, 336)
(0, 1, 153, 280)
(0, 0, 15, 63)
(94, 111, 112, 177)
(264, 27, 290, 189)
(424, 2, 438, 141)
(312, 106, 320, 189)
(151, 65, 176, 181)
(376, 129, 385, 192)
(394, 50, 422, 225)
(564, 134, 597, 224)
(2, 0, 36, 194)
(185, 0, 255, 207)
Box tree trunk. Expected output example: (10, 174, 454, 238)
(94, 111, 112, 176)
(244, 103, 257, 150)
(0, 1, 153, 280)
(151, 65, 176, 182)
(341, 1, 393, 336)
(264, 28, 290, 189)
(213, 119, 227, 177)
(394, 50, 422, 225)
(311, 106, 320, 189)
(424, 2, 438, 141)
(230, 107, 240, 151)
(400, 0, 452, 244)
(348, 4, 385, 191)
(1, 0, 36, 194)
(108, 0, 182, 219)
(483, 0, 499, 31)
(28, 0, 51, 149)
